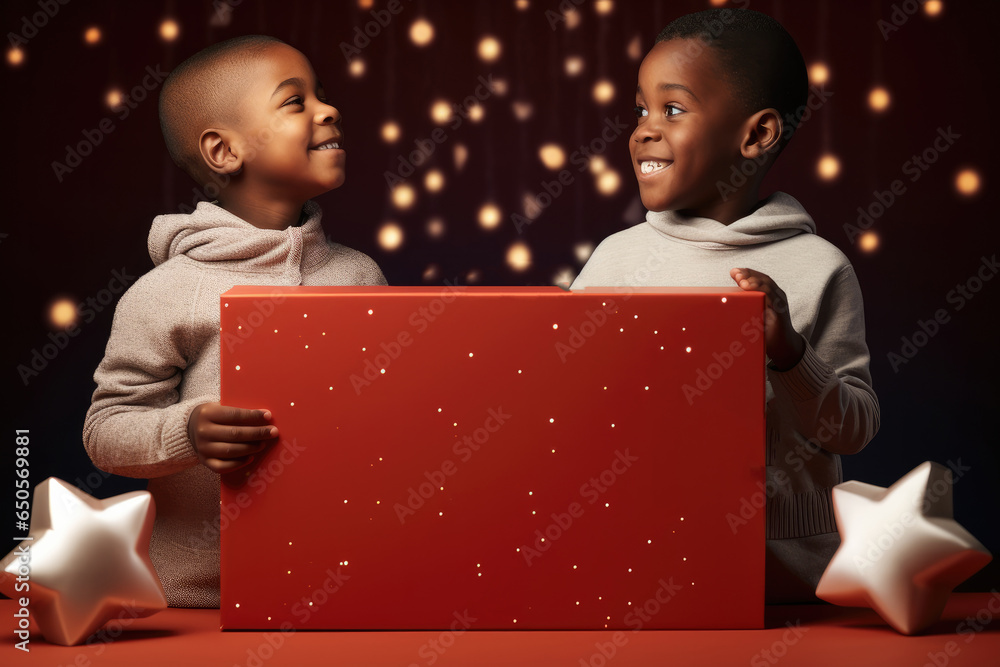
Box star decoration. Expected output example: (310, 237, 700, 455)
(0, 477, 167, 645)
(816, 461, 992, 635)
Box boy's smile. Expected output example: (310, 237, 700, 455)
(631, 39, 750, 221)
(233, 43, 346, 202)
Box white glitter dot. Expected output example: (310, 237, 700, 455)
(235, 603, 240, 608)
(468, 352, 474, 357)
(685, 346, 692, 353)
(368, 309, 374, 315)
(303, 313, 308, 318)
(721, 297, 727, 303)
(552, 323, 559, 329)
(290, 402, 295, 406)
(380, 368, 386, 374)
(235, 365, 241, 370)
(549, 418, 554, 423)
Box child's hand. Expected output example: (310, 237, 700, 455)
(187, 403, 278, 473)
(730, 268, 805, 371)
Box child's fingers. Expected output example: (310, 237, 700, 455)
(204, 404, 273, 426)
(199, 439, 268, 460)
(202, 456, 253, 473)
(198, 423, 278, 446)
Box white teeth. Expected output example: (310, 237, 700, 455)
(314, 141, 340, 150)
(640, 160, 667, 174)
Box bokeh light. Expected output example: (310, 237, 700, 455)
(478, 203, 502, 230)
(512, 101, 534, 121)
(627, 35, 642, 60)
(709, 0, 728, 5)
(378, 223, 404, 251)
(507, 242, 532, 271)
(809, 62, 830, 85)
(564, 56, 584, 77)
(817, 154, 840, 180)
(589, 156, 608, 174)
(106, 89, 122, 108)
(539, 144, 566, 170)
(564, 9, 581, 29)
(468, 104, 484, 122)
(516, 0, 530, 10)
(955, 168, 981, 196)
(84, 27, 102, 45)
(348, 59, 365, 77)
(859, 231, 879, 253)
(478, 36, 501, 62)
(924, 0, 943, 17)
(410, 18, 434, 46)
(427, 218, 446, 238)
(381, 121, 401, 143)
(50, 299, 77, 328)
(431, 100, 452, 124)
(392, 184, 416, 209)
(595, 0, 613, 14)
(423, 264, 440, 281)
(454, 144, 468, 171)
(592, 80, 615, 104)
(574, 242, 594, 263)
(868, 87, 891, 112)
(159, 19, 180, 41)
(597, 170, 621, 195)
(553, 267, 577, 287)
(425, 169, 445, 192)
(358, 0, 374, 8)
(8, 47, 24, 66)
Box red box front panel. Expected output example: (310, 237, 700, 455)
(220, 286, 764, 630)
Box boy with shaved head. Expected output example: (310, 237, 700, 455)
(84, 35, 385, 607)
(573, 10, 879, 602)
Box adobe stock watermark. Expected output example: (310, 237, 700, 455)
(554, 298, 622, 363)
(51, 64, 169, 183)
(188, 438, 306, 550)
(393, 406, 512, 524)
(339, 0, 412, 63)
(223, 292, 289, 353)
(716, 83, 833, 202)
(512, 116, 630, 234)
(349, 278, 466, 395)
(6, 0, 70, 51)
(238, 566, 351, 666)
(407, 610, 477, 667)
(519, 449, 638, 566)
(725, 418, 842, 535)
(577, 577, 683, 667)
(383, 75, 500, 190)
(843, 126, 960, 244)
(852, 459, 971, 572)
(17, 267, 136, 386)
(749, 620, 809, 666)
(877, 0, 935, 41)
(922, 589, 1000, 667)
(887, 253, 996, 373)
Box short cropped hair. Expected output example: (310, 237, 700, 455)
(656, 9, 808, 147)
(159, 35, 285, 186)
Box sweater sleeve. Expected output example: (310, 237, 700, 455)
(766, 264, 880, 455)
(82, 277, 212, 478)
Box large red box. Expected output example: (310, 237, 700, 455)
(219, 286, 764, 630)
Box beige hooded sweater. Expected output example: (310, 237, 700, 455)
(83, 200, 386, 607)
(571, 192, 880, 602)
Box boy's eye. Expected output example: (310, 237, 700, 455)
(633, 106, 648, 119)
(665, 104, 684, 117)
(283, 96, 305, 107)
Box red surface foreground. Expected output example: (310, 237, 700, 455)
(2, 594, 998, 666)
(219, 287, 765, 630)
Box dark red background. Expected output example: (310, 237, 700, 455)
(2, 0, 997, 590)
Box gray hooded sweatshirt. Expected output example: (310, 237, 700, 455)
(84, 200, 386, 607)
(572, 192, 880, 602)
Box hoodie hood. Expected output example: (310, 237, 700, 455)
(148, 200, 333, 275)
(644, 192, 816, 250)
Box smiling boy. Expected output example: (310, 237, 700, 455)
(572, 10, 879, 602)
(83, 35, 385, 607)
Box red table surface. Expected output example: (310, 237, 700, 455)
(3, 594, 999, 666)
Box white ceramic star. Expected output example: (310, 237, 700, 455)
(0, 477, 167, 645)
(816, 461, 992, 635)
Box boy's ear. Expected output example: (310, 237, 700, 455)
(198, 129, 244, 176)
(740, 108, 783, 160)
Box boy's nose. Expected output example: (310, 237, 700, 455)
(633, 121, 663, 143)
(317, 105, 341, 125)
